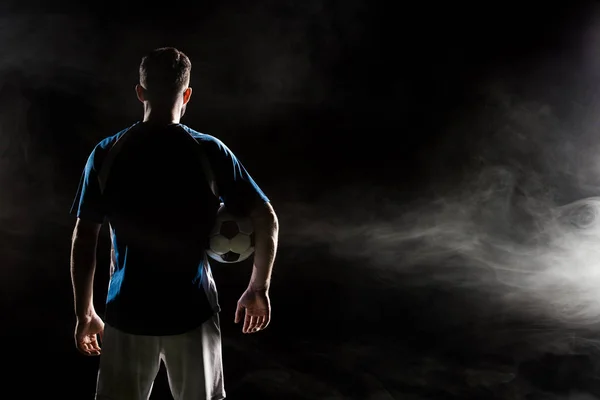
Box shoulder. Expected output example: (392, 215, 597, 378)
(180, 125, 235, 156)
(94, 122, 140, 152)
(89, 122, 141, 168)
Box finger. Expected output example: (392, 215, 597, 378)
(84, 340, 95, 353)
(99, 328, 104, 344)
(76, 341, 88, 355)
(79, 342, 92, 356)
(89, 349, 101, 356)
(253, 316, 266, 332)
(243, 312, 252, 334)
(235, 303, 244, 324)
(250, 316, 261, 332)
(90, 335, 101, 352)
(248, 315, 260, 333)
(262, 313, 271, 330)
(86, 347, 100, 356)
(85, 341, 100, 356)
(258, 315, 268, 330)
(77, 335, 98, 356)
(75, 334, 90, 355)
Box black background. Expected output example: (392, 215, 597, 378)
(5, 1, 600, 399)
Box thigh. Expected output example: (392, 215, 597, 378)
(95, 324, 162, 400)
(162, 314, 226, 400)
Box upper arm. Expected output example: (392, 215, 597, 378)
(250, 200, 278, 225)
(70, 147, 107, 224)
(206, 138, 270, 217)
(73, 218, 102, 239)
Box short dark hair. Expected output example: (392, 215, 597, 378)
(139, 47, 191, 99)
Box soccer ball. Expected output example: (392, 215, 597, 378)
(206, 203, 255, 263)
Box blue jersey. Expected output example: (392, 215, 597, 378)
(70, 122, 269, 335)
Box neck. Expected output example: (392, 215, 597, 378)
(142, 102, 183, 125)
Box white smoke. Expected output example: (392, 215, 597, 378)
(279, 78, 600, 334)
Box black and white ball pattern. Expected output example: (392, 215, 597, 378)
(206, 204, 255, 263)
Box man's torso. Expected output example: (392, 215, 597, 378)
(99, 122, 221, 335)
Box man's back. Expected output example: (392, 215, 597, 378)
(105, 122, 220, 253)
(76, 122, 224, 335)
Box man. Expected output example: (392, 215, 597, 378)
(70, 47, 279, 400)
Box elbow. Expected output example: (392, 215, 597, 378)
(265, 202, 278, 229)
(251, 201, 279, 231)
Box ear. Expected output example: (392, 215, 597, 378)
(182, 87, 192, 105)
(135, 84, 146, 103)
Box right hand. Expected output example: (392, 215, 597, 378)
(235, 287, 271, 334)
(74, 311, 105, 356)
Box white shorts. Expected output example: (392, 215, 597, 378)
(95, 314, 225, 400)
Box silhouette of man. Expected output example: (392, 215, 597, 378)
(69, 47, 279, 400)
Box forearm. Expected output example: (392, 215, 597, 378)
(70, 228, 99, 318)
(249, 203, 279, 291)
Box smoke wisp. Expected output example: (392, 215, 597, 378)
(280, 81, 600, 337)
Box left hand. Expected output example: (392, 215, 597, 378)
(75, 312, 104, 356)
(235, 287, 271, 334)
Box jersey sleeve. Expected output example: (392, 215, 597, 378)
(69, 147, 106, 224)
(206, 138, 270, 217)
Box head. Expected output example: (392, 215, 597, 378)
(136, 47, 192, 119)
